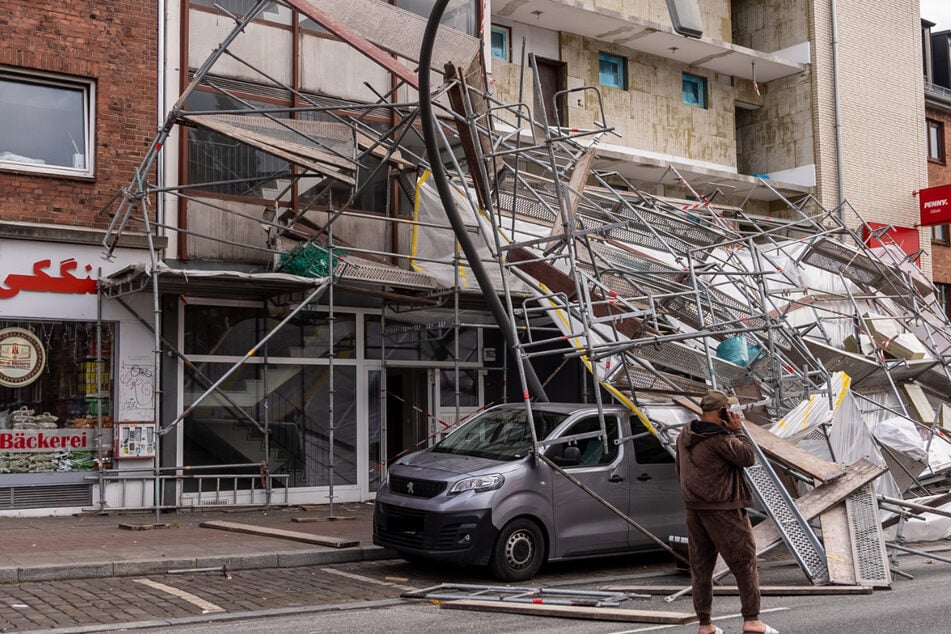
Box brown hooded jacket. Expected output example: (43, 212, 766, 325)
(675, 419, 756, 510)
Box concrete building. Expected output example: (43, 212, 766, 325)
(0, 1, 936, 514)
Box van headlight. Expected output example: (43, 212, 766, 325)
(448, 474, 504, 495)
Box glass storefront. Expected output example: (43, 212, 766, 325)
(0, 320, 114, 474)
(182, 304, 358, 489)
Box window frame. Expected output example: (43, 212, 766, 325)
(928, 119, 945, 164)
(490, 25, 511, 62)
(598, 52, 627, 90)
(0, 69, 96, 178)
(682, 72, 708, 109)
(933, 224, 950, 246)
(937, 282, 951, 319)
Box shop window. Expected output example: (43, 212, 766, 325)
(365, 316, 479, 362)
(928, 119, 945, 163)
(440, 369, 480, 407)
(183, 362, 357, 488)
(0, 71, 95, 177)
(491, 26, 511, 62)
(599, 53, 627, 89)
(933, 224, 950, 246)
(683, 72, 708, 108)
(184, 303, 356, 359)
(0, 321, 114, 473)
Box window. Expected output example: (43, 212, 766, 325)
(934, 224, 950, 246)
(631, 417, 674, 464)
(185, 90, 290, 198)
(598, 53, 627, 89)
(491, 26, 510, 62)
(398, 0, 478, 35)
(0, 321, 114, 473)
(682, 72, 708, 108)
(937, 283, 951, 319)
(0, 71, 95, 177)
(548, 416, 619, 467)
(928, 119, 945, 163)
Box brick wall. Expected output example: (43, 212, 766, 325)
(0, 2, 157, 229)
(927, 106, 951, 285)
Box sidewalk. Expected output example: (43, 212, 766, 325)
(0, 502, 393, 584)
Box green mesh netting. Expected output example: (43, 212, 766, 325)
(279, 243, 347, 278)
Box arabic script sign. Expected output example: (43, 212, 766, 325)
(0, 430, 89, 452)
(0, 327, 46, 387)
(0, 258, 97, 300)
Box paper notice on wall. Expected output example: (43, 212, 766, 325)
(117, 356, 155, 421)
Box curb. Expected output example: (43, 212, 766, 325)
(0, 546, 399, 584)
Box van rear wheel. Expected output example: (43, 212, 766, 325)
(489, 518, 544, 581)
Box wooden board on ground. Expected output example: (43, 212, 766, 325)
(199, 520, 359, 548)
(119, 523, 169, 531)
(438, 600, 694, 624)
(819, 503, 857, 585)
(602, 584, 873, 596)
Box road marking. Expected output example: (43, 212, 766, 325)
(606, 606, 789, 633)
(134, 578, 225, 613)
(321, 567, 417, 591)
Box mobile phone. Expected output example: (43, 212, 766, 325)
(720, 407, 729, 422)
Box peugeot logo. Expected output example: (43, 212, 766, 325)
(406, 481, 414, 495)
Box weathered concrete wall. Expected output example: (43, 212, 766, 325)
(590, 0, 733, 41)
(732, 0, 808, 52)
(732, 0, 813, 193)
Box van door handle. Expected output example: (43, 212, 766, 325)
(636, 473, 652, 481)
(608, 474, 624, 483)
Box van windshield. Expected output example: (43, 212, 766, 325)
(432, 407, 569, 460)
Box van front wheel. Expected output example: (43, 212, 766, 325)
(489, 518, 544, 581)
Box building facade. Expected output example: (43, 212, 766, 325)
(924, 20, 951, 316)
(0, 0, 935, 514)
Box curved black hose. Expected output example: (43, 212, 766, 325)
(417, 3, 547, 402)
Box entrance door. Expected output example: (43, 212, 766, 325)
(535, 57, 567, 128)
(385, 368, 433, 465)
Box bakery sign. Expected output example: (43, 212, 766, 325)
(0, 430, 90, 452)
(0, 327, 46, 387)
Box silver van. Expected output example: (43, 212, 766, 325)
(373, 402, 686, 581)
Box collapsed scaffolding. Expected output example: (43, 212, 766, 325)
(97, 0, 951, 594)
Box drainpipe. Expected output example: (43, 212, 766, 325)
(418, 0, 548, 402)
(156, 0, 165, 231)
(831, 0, 846, 220)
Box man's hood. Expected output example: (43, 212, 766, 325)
(682, 419, 728, 448)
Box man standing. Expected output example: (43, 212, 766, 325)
(675, 389, 778, 634)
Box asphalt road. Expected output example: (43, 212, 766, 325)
(2, 548, 950, 633)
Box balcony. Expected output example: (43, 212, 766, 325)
(492, 0, 807, 82)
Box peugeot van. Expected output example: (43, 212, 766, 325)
(373, 403, 686, 581)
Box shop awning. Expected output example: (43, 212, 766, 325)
(100, 262, 330, 299)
